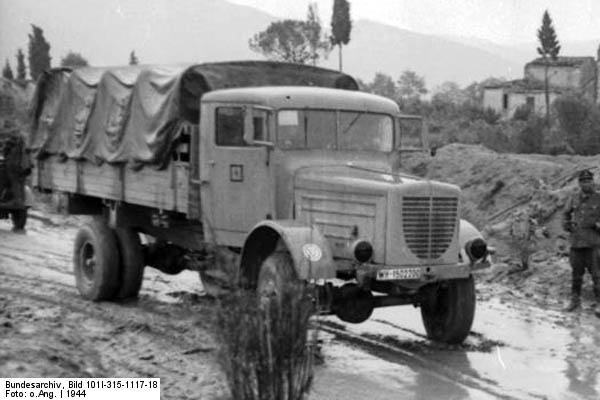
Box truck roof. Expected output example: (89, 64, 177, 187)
(202, 86, 400, 115)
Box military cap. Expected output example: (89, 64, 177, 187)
(578, 169, 594, 181)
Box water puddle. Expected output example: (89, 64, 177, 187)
(311, 297, 600, 399)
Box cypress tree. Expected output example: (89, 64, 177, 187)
(28, 24, 51, 80)
(16, 49, 27, 81)
(2, 60, 14, 80)
(330, 0, 351, 71)
(536, 10, 560, 125)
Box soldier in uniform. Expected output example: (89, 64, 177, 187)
(563, 169, 600, 316)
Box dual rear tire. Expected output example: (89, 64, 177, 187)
(73, 219, 144, 301)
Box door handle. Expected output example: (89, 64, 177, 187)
(208, 160, 216, 166)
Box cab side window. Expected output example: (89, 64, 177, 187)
(253, 110, 269, 141)
(216, 107, 245, 146)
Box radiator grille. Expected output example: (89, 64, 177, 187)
(402, 196, 458, 259)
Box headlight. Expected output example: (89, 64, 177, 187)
(465, 238, 487, 261)
(352, 240, 373, 263)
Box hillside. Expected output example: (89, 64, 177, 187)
(404, 143, 597, 264)
(322, 20, 522, 86)
(2, 0, 526, 86)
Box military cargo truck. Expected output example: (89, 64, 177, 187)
(29, 61, 489, 344)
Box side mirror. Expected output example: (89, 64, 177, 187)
(430, 146, 437, 157)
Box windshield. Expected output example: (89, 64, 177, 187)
(277, 109, 393, 152)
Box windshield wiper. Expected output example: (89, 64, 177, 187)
(341, 111, 364, 135)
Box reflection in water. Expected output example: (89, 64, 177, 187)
(413, 365, 469, 399)
(413, 349, 484, 400)
(564, 317, 599, 399)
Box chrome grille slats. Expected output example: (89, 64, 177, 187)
(402, 196, 458, 259)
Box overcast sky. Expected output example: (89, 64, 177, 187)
(231, 0, 600, 45)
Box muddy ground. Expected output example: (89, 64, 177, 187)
(3, 143, 600, 398)
(2, 205, 600, 399)
(0, 213, 229, 399)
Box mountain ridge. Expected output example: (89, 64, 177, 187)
(1, 0, 595, 88)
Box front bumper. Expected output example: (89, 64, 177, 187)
(356, 258, 491, 284)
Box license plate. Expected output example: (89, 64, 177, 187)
(377, 267, 422, 281)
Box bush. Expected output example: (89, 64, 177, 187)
(515, 115, 546, 153)
(463, 104, 500, 124)
(554, 95, 600, 155)
(475, 121, 513, 153)
(542, 125, 571, 155)
(216, 284, 317, 400)
(512, 104, 532, 121)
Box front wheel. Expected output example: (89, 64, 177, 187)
(420, 276, 476, 344)
(257, 251, 297, 302)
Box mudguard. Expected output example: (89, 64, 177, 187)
(243, 220, 335, 281)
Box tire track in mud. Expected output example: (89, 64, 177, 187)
(0, 271, 213, 342)
(0, 280, 226, 399)
(318, 320, 543, 400)
(0, 235, 227, 400)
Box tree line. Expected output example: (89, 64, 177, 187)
(2, 24, 140, 82)
(249, 0, 351, 70)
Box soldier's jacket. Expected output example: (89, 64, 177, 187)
(563, 189, 600, 248)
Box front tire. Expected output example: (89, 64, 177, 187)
(73, 220, 120, 301)
(420, 276, 476, 344)
(257, 252, 297, 300)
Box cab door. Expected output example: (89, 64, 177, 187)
(199, 104, 273, 246)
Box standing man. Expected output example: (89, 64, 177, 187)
(563, 169, 600, 316)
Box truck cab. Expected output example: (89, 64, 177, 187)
(199, 87, 490, 343)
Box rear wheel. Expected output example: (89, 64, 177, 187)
(114, 228, 145, 299)
(73, 219, 120, 301)
(420, 276, 476, 344)
(10, 208, 27, 231)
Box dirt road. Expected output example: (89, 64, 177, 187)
(0, 214, 228, 399)
(2, 211, 600, 399)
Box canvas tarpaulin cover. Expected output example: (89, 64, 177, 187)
(29, 61, 358, 169)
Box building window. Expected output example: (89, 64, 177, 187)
(503, 94, 509, 110)
(526, 97, 535, 108)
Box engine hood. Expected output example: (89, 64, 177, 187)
(294, 164, 427, 194)
(293, 163, 461, 265)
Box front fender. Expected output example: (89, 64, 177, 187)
(459, 219, 490, 269)
(459, 219, 484, 247)
(242, 220, 335, 281)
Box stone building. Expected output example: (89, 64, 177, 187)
(483, 47, 600, 119)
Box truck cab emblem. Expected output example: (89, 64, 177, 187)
(230, 164, 243, 182)
(302, 243, 322, 262)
